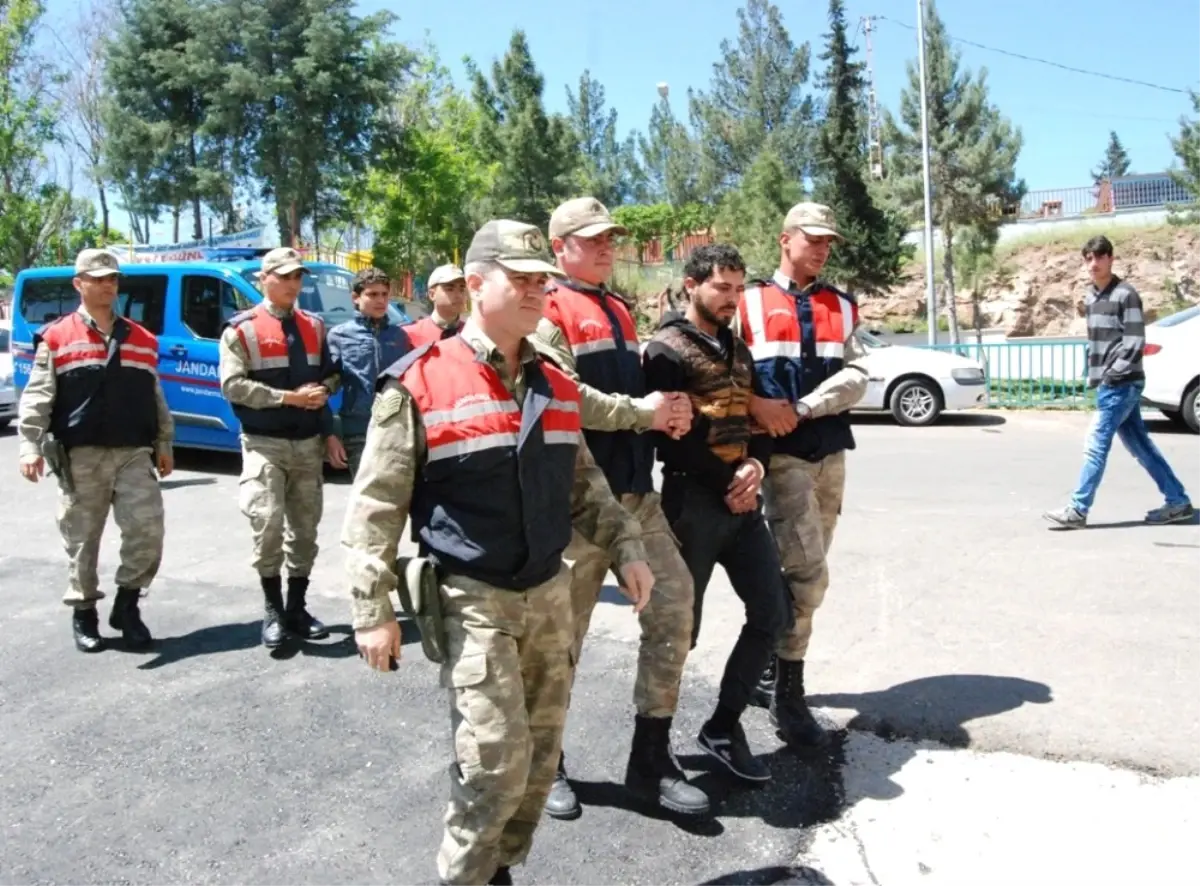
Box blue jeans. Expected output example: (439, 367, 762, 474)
(1071, 382, 1191, 514)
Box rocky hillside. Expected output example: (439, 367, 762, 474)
(859, 224, 1200, 337)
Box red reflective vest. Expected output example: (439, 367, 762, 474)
(542, 279, 653, 496)
(389, 335, 582, 590)
(226, 304, 330, 439)
(738, 275, 860, 461)
(36, 312, 160, 450)
(403, 314, 463, 347)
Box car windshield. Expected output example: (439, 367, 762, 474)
(240, 266, 406, 325)
(856, 329, 890, 348)
(1153, 304, 1200, 328)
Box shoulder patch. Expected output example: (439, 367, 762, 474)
(376, 341, 435, 393)
(371, 385, 409, 424)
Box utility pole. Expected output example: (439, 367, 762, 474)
(862, 15, 884, 180)
(916, 0, 938, 346)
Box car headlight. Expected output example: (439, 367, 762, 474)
(951, 367, 985, 384)
(0, 370, 13, 390)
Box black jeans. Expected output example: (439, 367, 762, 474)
(661, 473, 794, 717)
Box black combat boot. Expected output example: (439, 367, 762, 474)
(285, 576, 329, 640)
(748, 655, 776, 709)
(488, 866, 513, 885)
(771, 658, 829, 749)
(623, 715, 710, 816)
(544, 752, 580, 820)
(261, 576, 286, 648)
(72, 606, 105, 653)
(109, 587, 153, 650)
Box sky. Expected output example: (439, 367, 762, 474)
(40, 0, 1200, 245)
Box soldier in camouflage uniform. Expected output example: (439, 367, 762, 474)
(531, 197, 707, 821)
(343, 219, 653, 886)
(219, 247, 346, 649)
(643, 243, 793, 782)
(736, 204, 869, 750)
(17, 249, 173, 653)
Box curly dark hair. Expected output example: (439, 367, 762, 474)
(683, 243, 746, 285)
(353, 267, 391, 295)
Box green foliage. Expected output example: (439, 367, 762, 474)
(811, 0, 911, 295)
(1168, 91, 1200, 226)
(635, 94, 701, 206)
(1092, 130, 1131, 184)
(565, 71, 629, 207)
(689, 0, 814, 192)
(611, 202, 714, 261)
(467, 30, 577, 229)
(714, 147, 802, 276)
(356, 48, 495, 275)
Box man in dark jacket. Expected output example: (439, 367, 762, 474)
(329, 267, 412, 477)
(643, 243, 793, 782)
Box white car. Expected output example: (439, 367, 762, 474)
(1143, 304, 1200, 433)
(0, 318, 15, 429)
(853, 330, 988, 426)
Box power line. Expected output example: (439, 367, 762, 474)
(876, 15, 1191, 95)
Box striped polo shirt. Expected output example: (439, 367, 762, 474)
(1085, 275, 1145, 389)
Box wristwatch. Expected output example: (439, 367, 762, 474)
(795, 402, 813, 421)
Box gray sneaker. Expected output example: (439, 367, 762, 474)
(1145, 503, 1196, 525)
(1044, 506, 1087, 529)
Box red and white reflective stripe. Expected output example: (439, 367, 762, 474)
(120, 343, 159, 374)
(427, 431, 518, 463)
(543, 430, 579, 446)
(51, 341, 108, 374)
(747, 340, 801, 361)
(571, 338, 616, 357)
(837, 294, 856, 341)
(815, 341, 844, 359)
(742, 285, 767, 345)
(423, 399, 520, 428)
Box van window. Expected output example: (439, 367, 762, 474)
(182, 275, 255, 340)
(19, 275, 167, 335)
(241, 266, 405, 325)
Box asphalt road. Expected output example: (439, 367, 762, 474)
(0, 410, 1196, 884)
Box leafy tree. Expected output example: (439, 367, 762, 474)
(1168, 91, 1200, 225)
(356, 48, 496, 273)
(566, 70, 627, 207)
(0, 0, 76, 272)
(1092, 130, 1131, 184)
(219, 0, 412, 247)
(611, 202, 714, 263)
(882, 0, 1024, 337)
(689, 0, 815, 192)
(636, 92, 701, 206)
(811, 0, 911, 295)
(713, 146, 802, 276)
(467, 30, 577, 229)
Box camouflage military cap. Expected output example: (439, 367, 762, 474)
(75, 248, 121, 278)
(261, 246, 311, 276)
(783, 202, 843, 239)
(549, 196, 628, 240)
(465, 220, 564, 277)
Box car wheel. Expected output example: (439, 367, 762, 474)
(1183, 381, 1200, 434)
(890, 378, 942, 426)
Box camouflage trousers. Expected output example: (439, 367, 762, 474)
(341, 433, 367, 480)
(237, 434, 324, 578)
(762, 451, 847, 660)
(436, 566, 573, 886)
(565, 492, 694, 719)
(55, 446, 164, 609)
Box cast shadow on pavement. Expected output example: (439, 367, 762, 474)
(697, 865, 834, 885)
(159, 477, 217, 491)
(134, 616, 421, 670)
(849, 412, 1007, 428)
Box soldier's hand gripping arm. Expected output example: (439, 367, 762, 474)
(218, 326, 289, 408)
(568, 437, 652, 609)
(797, 323, 869, 418)
(531, 317, 660, 432)
(340, 380, 421, 669)
(17, 342, 55, 480)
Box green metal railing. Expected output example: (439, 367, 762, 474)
(922, 340, 1095, 409)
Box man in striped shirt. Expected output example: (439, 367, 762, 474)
(1044, 235, 1194, 529)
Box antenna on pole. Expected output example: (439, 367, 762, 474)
(862, 15, 884, 180)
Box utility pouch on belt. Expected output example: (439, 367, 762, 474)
(42, 437, 74, 494)
(395, 556, 447, 664)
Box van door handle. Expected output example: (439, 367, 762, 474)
(168, 344, 188, 358)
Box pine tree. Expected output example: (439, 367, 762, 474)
(636, 93, 701, 206)
(1168, 91, 1200, 224)
(883, 0, 1024, 335)
(565, 71, 626, 207)
(468, 30, 577, 229)
(811, 0, 911, 295)
(1092, 130, 1131, 184)
(715, 146, 802, 276)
